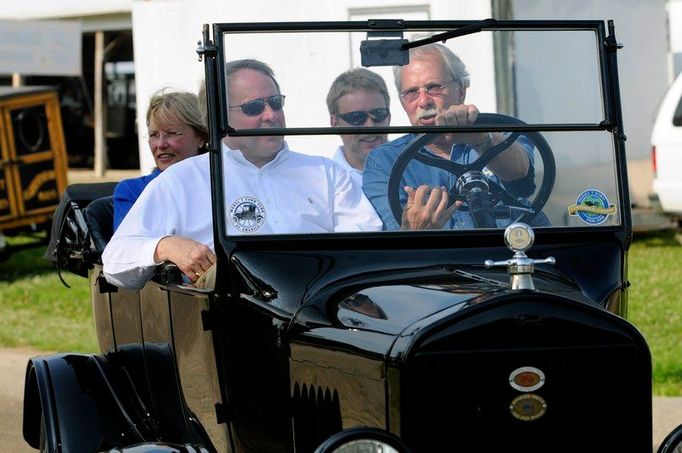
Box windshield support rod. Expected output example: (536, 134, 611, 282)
(401, 18, 498, 50)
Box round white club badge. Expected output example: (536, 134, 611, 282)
(229, 196, 266, 233)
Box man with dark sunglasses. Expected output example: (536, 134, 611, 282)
(326, 68, 391, 187)
(104, 59, 381, 290)
(363, 43, 543, 231)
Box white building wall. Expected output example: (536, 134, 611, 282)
(131, 0, 493, 172)
(669, 0, 682, 78)
(511, 0, 670, 207)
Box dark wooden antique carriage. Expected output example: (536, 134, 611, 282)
(22, 19, 682, 453)
(0, 86, 68, 258)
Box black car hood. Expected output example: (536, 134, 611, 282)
(323, 268, 585, 336)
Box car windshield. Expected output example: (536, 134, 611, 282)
(208, 21, 623, 236)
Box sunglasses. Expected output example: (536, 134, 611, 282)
(335, 108, 390, 126)
(228, 94, 286, 116)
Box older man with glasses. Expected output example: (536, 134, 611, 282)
(363, 43, 541, 231)
(326, 68, 391, 187)
(103, 59, 381, 290)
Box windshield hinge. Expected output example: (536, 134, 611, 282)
(603, 36, 623, 53)
(599, 120, 626, 140)
(196, 24, 218, 62)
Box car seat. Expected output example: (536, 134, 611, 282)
(85, 196, 114, 254)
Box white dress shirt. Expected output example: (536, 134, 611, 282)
(332, 146, 363, 188)
(102, 142, 381, 289)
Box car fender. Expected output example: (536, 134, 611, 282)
(23, 348, 211, 452)
(23, 352, 142, 451)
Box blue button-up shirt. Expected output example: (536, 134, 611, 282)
(363, 134, 544, 230)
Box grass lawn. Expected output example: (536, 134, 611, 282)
(628, 229, 682, 396)
(0, 234, 96, 352)
(1, 230, 681, 395)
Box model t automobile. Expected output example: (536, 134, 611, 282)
(23, 19, 682, 453)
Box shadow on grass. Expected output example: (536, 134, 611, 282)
(0, 239, 58, 283)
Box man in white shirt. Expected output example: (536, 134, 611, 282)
(103, 59, 381, 289)
(326, 68, 391, 187)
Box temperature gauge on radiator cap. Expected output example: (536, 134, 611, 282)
(504, 222, 534, 253)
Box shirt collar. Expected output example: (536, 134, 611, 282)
(222, 140, 290, 169)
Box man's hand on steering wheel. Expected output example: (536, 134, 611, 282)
(400, 185, 461, 230)
(434, 104, 489, 149)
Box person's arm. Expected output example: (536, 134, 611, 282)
(104, 164, 216, 289)
(436, 104, 531, 182)
(362, 147, 402, 230)
(474, 132, 530, 181)
(363, 144, 457, 230)
(112, 179, 140, 231)
(103, 178, 177, 289)
(154, 236, 215, 281)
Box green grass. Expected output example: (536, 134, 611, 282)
(628, 229, 682, 396)
(0, 234, 96, 352)
(1, 230, 681, 394)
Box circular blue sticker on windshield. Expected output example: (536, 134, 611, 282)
(568, 189, 617, 225)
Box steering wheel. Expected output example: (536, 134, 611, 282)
(387, 113, 556, 228)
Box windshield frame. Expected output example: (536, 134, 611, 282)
(199, 19, 630, 245)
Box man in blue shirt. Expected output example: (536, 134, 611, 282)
(363, 43, 538, 230)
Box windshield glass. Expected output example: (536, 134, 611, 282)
(212, 23, 622, 236)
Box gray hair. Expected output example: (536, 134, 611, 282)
(393, 43, 470, 93)
(224, 58, 280, 93)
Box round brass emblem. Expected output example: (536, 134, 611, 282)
(509, 366, 545, 392)
(509, 394, 547, 421)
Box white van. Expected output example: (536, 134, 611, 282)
(652, 71, 682, 222)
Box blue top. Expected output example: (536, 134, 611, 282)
(363, 134, 547, 230)
(113, 168, 161, 231)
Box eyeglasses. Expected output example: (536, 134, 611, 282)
(148, 128, 187, 143)
(399, 79, 458, 102)
(334, 108, 390, 126)
(228, 95, 285, 116)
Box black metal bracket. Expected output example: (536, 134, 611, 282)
(196, 41, 217, 62)
(367, 18, 405, 30)
(196, 24, 218, 62)
(603, 35, 623, 53)
(97, 274, 118, 294)
(201, 309, 220, 332)
(215, 402, 229, 424)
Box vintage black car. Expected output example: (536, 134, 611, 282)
(22, 19, 682, 453)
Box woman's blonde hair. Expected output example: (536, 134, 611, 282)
(146, 89, 208, 141)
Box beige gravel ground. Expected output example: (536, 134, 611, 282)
(1, 347, 680, 452)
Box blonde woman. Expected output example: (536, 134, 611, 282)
(113, 90, 208, 230)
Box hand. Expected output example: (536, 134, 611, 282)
(154, 236, 216, 283)
(436, 104, 529, 180)
(434, 104, 488, 148)
(400, 185, 461, 230)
